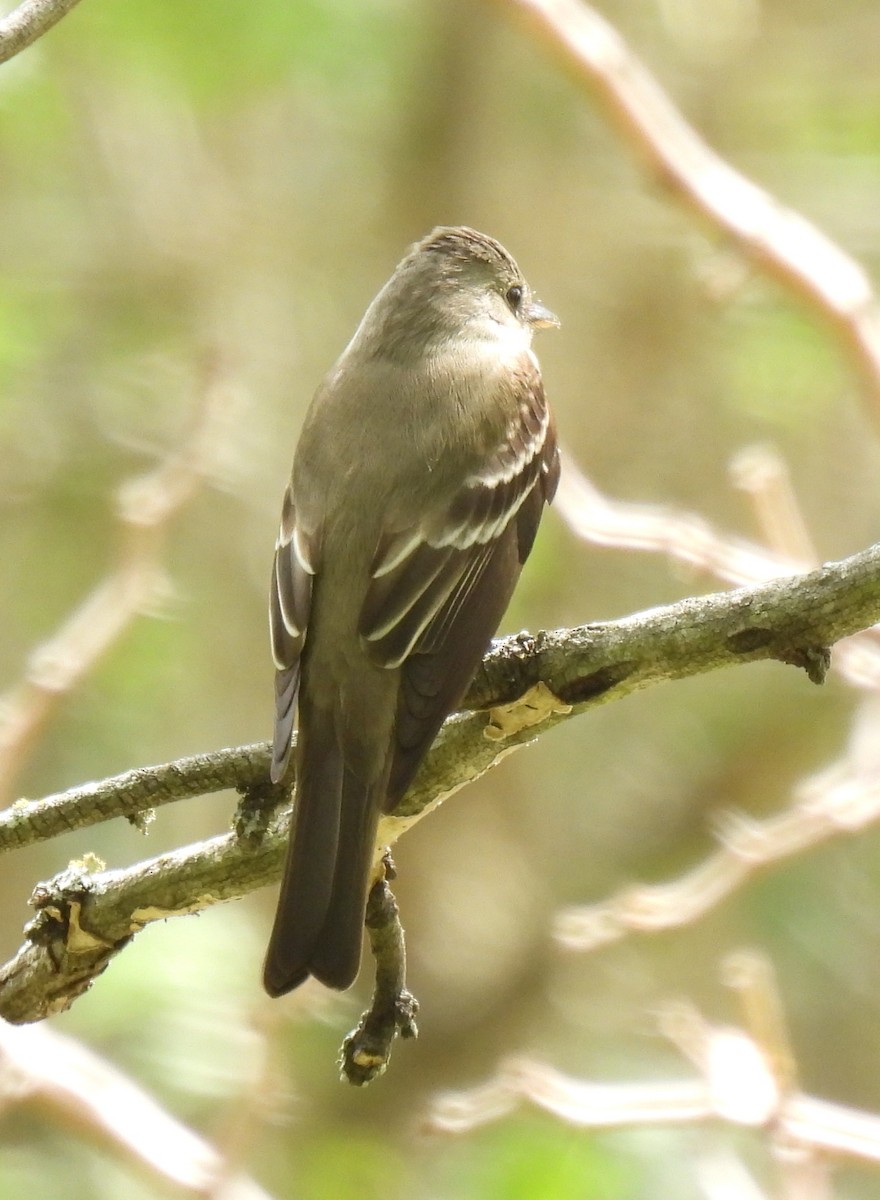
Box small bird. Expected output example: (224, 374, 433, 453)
(264, 226, 560, 996)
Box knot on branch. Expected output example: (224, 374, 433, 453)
(233, 778, 291, 845)
(726, 627, 831, 684)
(1, 862, 129, 1024)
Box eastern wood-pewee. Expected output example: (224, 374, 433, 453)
(265, 226, 559, 995)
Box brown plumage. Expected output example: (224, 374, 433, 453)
(264, 226, 559, 995)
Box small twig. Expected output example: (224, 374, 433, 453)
(722, 950, 800, 1100)
(0, 0, 84, 65)
(554, 457, 809, 585)
(458, 1054, 880, 1162)
(729, 446, 818, 565)
(555, 456, 810, 586)
(0, 744, 273, 855)
(340, 857, 419, 1086)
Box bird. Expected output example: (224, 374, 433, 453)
(264, 225, 560, 996)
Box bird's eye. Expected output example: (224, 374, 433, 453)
(505, 285, 523, 312)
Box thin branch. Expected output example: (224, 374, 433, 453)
(556, 691, 880, 955)
(554, 455, 810, 587)
(728, 445, 818, 564)
(0, 1020, 276, 1198)
(554, 458, 880, 693)
(0, 744, 273, 854)
(426, 953, 880, 1179)
(427, 1054, 880, 1163)
(0, 359, 234, 804)
(2, 542, 880, 1022)
(0, 0, 84, 65)
(500, 0, 880, 422)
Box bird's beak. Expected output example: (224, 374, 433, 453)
(525, 299, 560, 330)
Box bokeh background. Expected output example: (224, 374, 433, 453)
(2, 0, 880, 1196)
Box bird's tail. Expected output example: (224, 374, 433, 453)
(263, 701, 381, 995)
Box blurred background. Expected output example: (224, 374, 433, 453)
(2, 0, 880, 1196)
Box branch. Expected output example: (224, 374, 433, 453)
(5, 537, 880, 858)
(554, 458, 880, 696)
(426, 953, 880, 1185)
(0, 1020, 276, 1198)
(0, 358, 234, 803)
(556, 689, 880, 956)
(500, 0, 880, 424)
(340, 862, 419, 1086)
(2, 542, 880, 1022)
(427, 1054, 880, 1163)
(0, 744, 273, 854)
(0, 0, 84, 65)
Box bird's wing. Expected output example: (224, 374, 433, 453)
(359, 358, 559, 807)
(269, 484, 317, 782)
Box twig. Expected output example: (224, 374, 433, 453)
(0, 0, 84, 65)
(0, 744, 273, 854)
(729, 446, 817, 564)
(554, 457, 809, 584)
(456, 1057, 880, 1162)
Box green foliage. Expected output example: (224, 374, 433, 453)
(448, 1121, 633, 1200)
(296, 1132, 410, 1200)
(70, 0, 418, 106)
(722, 302, 846, 430)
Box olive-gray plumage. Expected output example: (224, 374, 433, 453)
(265, 226, 559, 995)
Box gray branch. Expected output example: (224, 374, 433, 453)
(2, 541, 879, 1023)
(0, 0, 84, 65)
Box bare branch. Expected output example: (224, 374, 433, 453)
(0, 744, 272, 855)
(2, 542, 880, 1022)
(0, 361, 234, 804)
(729, 446, 818, 564)
(557, 691, 880, 955)
(0, 0, 84, 65)
(426, 953, 880, 1182)
(0, 1020, 276, 1198)
(555, 459, 880, 694)
(4, 537, 880, 859)
(500, 0, 880, 423)
(428, 1054, 880, 1161)
(555, 457, 810, 585)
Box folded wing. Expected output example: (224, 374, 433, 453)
(359, 358, 559, 807)
(269, 486, 316, 783)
